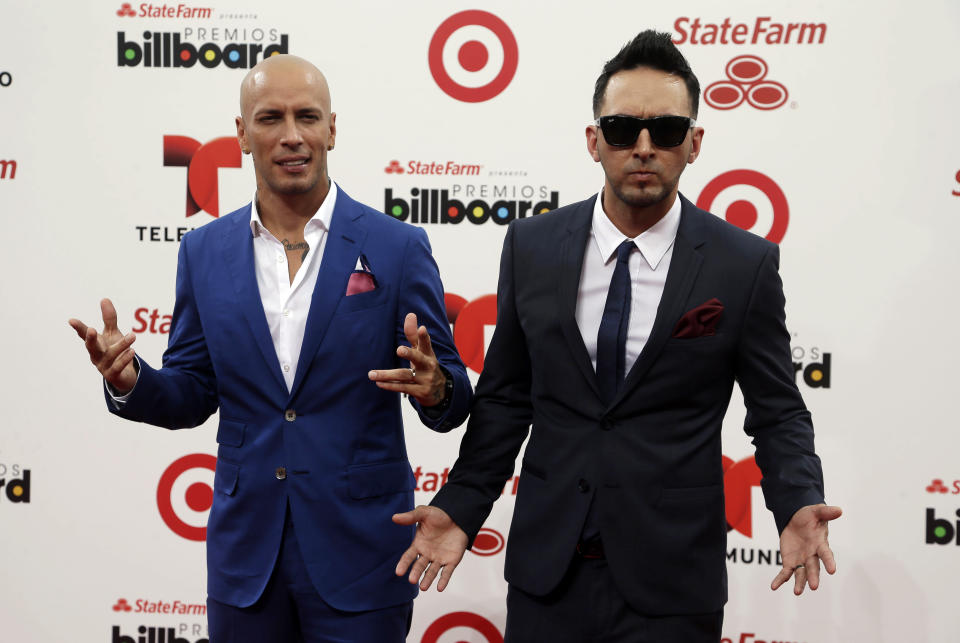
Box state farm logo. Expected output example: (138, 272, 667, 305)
(704, 56, 788, 110)
(673, 17, 827, 46)
(133, 308, 172, 334)
(157, 454, 216, 541)
(117, 3, 212, 18)
(0, 159, 16, 180)
(470, 527, 505, 556)
(112, 597, 206, 615)
(384, 160, 482, 176)
(696, 169, 789, 243)
(163, 135, 241, 218)
(926, 478, 960, 495)
(428, 10, 518, 103)
(421, 612, 503, 643)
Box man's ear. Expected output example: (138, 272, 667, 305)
(586, 124, 601, 162)
(236, 116, 250, 154)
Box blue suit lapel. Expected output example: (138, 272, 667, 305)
(289, 188, 368, 399)
(221, 205, 287, 393)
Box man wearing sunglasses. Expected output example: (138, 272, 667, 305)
(396, 30, 840, 642)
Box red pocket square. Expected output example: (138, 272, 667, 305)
(672, 298, 723, 338)
(346, 271, 377, 296)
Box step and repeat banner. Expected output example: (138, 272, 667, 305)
(2, 1, 959, 641)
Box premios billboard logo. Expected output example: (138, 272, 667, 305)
(383, 159, 559, 226)
(428, 10, 518, 103)
(0, 462, 31, 504)
(157, 454, 216, 541)
(116, 4, 288, 69)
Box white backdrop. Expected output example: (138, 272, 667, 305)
(2, 1, 960, 641)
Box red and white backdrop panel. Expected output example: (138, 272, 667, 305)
(2, 1, 959, 641)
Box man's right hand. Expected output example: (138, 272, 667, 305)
(69, 298, 138, 395)
(393, 505, 468, 592)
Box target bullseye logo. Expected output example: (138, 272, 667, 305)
(421, 611, 503, 643)
(428, 10, 518, 103)
(696, 169, 789, 243)
(470, 527, 506, 556)
(704, 55, 788, 110)
(157, 453, 216, 541)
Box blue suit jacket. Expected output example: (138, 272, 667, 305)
(433, 194, 825, 615)
(110, 187, 471, 610)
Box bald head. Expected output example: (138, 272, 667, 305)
(235, 54, 337, 206)
(239, 54, 331, 122)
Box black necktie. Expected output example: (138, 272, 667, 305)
(596, 240, 634, 404)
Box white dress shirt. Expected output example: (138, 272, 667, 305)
(249, 182, 337, 392)
(575, 191, 681, 375)
(111, 182, 338, 401)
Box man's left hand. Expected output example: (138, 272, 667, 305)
(771, 503, 843, 595)
(369, 312, 447, 407)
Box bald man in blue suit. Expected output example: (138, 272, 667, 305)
(70, 55, 471, 642)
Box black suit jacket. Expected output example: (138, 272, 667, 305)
(432, 193, 825, 615)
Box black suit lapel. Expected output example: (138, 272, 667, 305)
(613, 194, 707, 407)
(557, 197, 604, 401)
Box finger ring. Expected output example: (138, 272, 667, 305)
(794, 564, 805, 570)
(410, 367, 416, 379)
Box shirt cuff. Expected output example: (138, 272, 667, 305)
(105, 356, 141, 406)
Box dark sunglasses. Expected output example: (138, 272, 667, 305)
(595, 114, 696, 148)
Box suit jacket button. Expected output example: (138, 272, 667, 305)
(578, 479, 590, 493)
(275, 467, 287, 480)
(284, 409, 296, 422)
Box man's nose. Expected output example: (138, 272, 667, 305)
(632, 128, 655, 158)
(280, 116, 303, 146)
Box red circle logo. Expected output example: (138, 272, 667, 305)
(696, 169, 789, 244)
(156, 453, 217, 541)
(470, 527, 506, 557)
(428, 11, 518, 103)
(421, 612, 503, 643)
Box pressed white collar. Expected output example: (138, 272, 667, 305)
(591, 190, 681, 270)
(249, 181, 338, 237)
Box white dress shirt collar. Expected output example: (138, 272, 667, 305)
(591, 190, 682, 270)
(249, 180, 338, 238)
